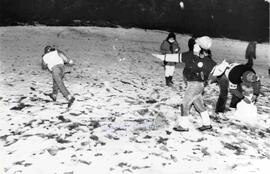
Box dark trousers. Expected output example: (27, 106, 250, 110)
(215, 74, 242, 113)
(51, 64, 70, 99)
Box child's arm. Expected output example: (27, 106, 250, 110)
(152, 53, 182, 63)
(251, 78, 261, 102)
(41, 55, 47, 70)
(173, 41, 180, 53)
(160, 41, 171, 54)
(57, 50, 74, 65)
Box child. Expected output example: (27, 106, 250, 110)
(160, 32, 180, 86)
(41, 45, 75, 108)
(153, 36, 220, 131)
(214, 42, 261, 113)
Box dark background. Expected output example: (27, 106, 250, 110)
(0, 0, 269, 42)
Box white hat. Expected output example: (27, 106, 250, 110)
(196, 36, 212, 50)
(211, 60, 230, 76)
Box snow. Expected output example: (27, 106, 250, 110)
(0, 26, 270, 174)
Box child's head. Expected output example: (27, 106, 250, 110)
(242, 71, 258, 84)
(167, 32, 176, 43)
(44, 45, 56, 54)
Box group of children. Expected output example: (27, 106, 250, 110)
(154, 33, 261, 131)
(41, 33, 261, 132)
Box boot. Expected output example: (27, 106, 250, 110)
(165, 77, 172, 86)
(169, 76, 174, 84)
(45, 93, 57, 101)
(198, 111, 212, 131)
(173, 116, 189, 132)
(67, 95, 75, 108)
(198, 125, 212, 131)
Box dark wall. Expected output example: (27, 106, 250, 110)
(0, 0, 269, 42)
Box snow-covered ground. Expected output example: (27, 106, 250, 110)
(0, 26, 269, 174)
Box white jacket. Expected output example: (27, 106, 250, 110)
(42, 50, 64, 71)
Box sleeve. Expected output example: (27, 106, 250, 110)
(252, 79, 261, 96)
(172, 41, 180, 53)
(41, 56, 47, 70)
(57, 50, 71, 64)
(229, 82, 244, 99)
(230, 89, 244, 99)
(181, 52, 191, 63)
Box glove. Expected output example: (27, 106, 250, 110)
(66, 60, 74, 66)
(251, 95, 258, 103)
(69, 60, 74, 64)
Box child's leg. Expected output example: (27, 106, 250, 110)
(164, 65, 170, 85)
(188, 82, 212, 129)
(47, 78, 59, 101)
(174, 82, 198, 130)
(181, 82, 199, 116)
(215, 74, 229, 113)
(52, 78, 59, 95)
(52, 66, 71, 100)
(168, 65, 175, 83)
(193, 95, 211, 126)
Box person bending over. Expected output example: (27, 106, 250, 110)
(41, 45, 75, 108)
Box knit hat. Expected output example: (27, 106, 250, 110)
(242, 71, 258, 83)
(196, 36, 212, 50)
(44, 45, 55, 54)
(167, 32, 176, 40)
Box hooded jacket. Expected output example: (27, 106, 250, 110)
(160, 33, 180, 66)
(181, 52, 217, 82)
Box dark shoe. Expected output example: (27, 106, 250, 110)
(45, 93, 57, 101)
(167, 83, 173, 87)
(173, 125, 189, 132)
(165, 77, 170, 86)
(67, 96, 75, 108)
(169, 76, 174, 84)
(198, 125, 212, 131)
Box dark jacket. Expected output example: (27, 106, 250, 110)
(160, 40, 180, 66)
(227, 64, 261, 98)
(181, 52, 217, 82)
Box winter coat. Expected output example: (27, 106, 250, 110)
(160, 40, 180, 66)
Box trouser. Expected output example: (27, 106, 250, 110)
(215, 74, 229, 113)
(215, 74, 243, 113)
(181, 81, 206, 116)
(51, 64, 70, 99)
(176, 81, 210, 127)
(164, 64, 175, 77)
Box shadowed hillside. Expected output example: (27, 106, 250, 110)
(0, 0, 269, 42)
